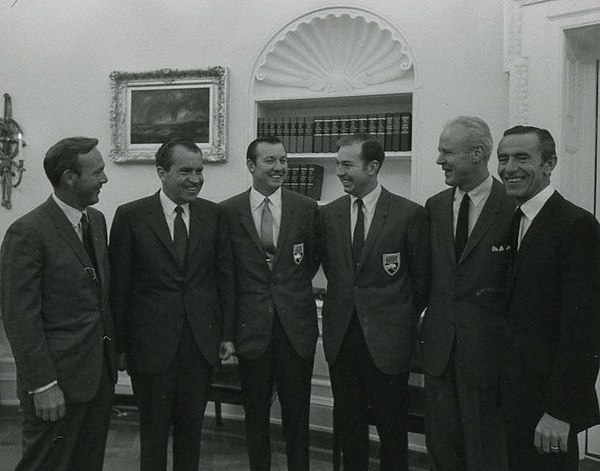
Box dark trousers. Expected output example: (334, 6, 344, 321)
(130, 320, 213, 471)
(329, 314, 410, 471)
(501, 378, 580, 471)
(425, 355, 507, 471)
(16, 352, 114, 471)
(238, 314, 314, 471)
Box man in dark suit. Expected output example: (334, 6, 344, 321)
(1, 137, 117, 470)
(109, 137, 235, 471)
(497, 125, 600, 470)
(220, 136, 320, 471)
(319, 132, 429, 471)
(421, 116, 513, 470)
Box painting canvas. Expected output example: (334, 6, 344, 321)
(110, 67, 228, 163)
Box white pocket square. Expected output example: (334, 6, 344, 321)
(491, 245, 511, 252)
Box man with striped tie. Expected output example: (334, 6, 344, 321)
(220, 136, 321, 471)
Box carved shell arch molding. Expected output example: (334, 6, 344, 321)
(254, 7, 415, 96)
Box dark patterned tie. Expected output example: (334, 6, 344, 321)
(454, 193, 470, 260)
(80, 213, 98, 272)
(174, 206, 188, 268)
(261, 198, 276, 268)
(352, 199, 365, 272)
(511, 207, 523, 253)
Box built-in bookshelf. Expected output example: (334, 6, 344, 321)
(255, 94, 413, 202)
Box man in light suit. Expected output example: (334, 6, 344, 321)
(109, 137, 235, 471)
(220, 136, 320, 471)
(1, 137, 117, 470)
(319, 132, 429, 471)
(421, 116, 513, 471)
(497, 125, 600, 470)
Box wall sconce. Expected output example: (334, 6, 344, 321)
(0, 93, 26, 209)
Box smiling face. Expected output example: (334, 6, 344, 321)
(247, 142, 288, 196)
(68, 147, 107, 209)
(497, 132, 556, 204)
(335, 142, 378, 198)
(436, 124, 480, 191)
(158, 145, 204, 205)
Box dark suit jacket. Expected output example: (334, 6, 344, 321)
(0, 197, 117, 403)
(422, 178, 514, 386)
(503, 191, 600, 431)
(220, 188, 320, 360)
(320, 187, 430, 375)
(109, 192, 235, 373)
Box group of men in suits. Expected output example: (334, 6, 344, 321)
(1, 119, 599, 471)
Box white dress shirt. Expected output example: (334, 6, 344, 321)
(515, 185, 555, 248)
(453, 175, 493, 237)
(250, 186, 282, 247)
(350, 184, 382, 242)
(159, 190, 190, 239)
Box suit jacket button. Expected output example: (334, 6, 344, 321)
(268, 306, 273, 312)
(354, 286, 359, 291)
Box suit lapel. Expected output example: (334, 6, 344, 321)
(145, 192, 180, 265)
(88, 210, 106, 286)
(358, 188, 389, 272)
(46, 198, 92, 270)
(272, 190, 294, 269)
(507, 191, 563, 298)
(238, 189, 264, 255)
(439, 189, 457, 264)
(458, 179, 504, 264)
(187, 199, 207, 266)
(335, 195, 354, 272)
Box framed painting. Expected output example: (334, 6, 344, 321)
(109, 67, 228, 163)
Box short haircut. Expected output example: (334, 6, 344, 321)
(502, 125, 556, 163)
(445, 116, 493, 160)
(44, 137, 99, 187)
(337, 132, 385, 168)
(155, 137, 202, 171)
(246, 135, 284, 163)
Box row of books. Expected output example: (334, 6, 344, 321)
(283, 164, 324, 200)
(256, 112, 412, 154)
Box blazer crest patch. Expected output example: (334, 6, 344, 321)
(293, 243, 304, 265)
(382, 252, 400, 276)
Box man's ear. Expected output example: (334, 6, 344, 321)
(471, 145, 484, 163)
(246, 159, 256, 174)
(368, 160, 380, 175)
(543, 155, 557, 176)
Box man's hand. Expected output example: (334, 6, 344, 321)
(534, 413, 570, 454)
(219, 341, 235, 361)
(33, 384, 66, 422)
(117, 352, 128, 372)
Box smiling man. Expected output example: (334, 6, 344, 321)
(220, 136, 320, 471)
(109, 137, 235, 471)
(319, 132, 429, 471)
(1, 137, 116, 470)
(497, 126, 600, 471)
(421, 116, 514, 471)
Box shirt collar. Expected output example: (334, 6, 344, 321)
(52, 193, 86, 227)
(350, 183, 382, 212)
(159, 189, 190, 216)
(250, 186, 282, 211)
(454, 174, 493, 208)
(520, 185, 555, 221)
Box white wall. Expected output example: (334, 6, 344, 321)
(0, 0, 510, 410)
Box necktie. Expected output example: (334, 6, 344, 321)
(352, 199, 365, 271)
(261, 198, 276, 267)
(512, 207, 523, 252)
(80, 213, 98, 272)
(173, 206, 188, 268)
(454, 193, 470, 260)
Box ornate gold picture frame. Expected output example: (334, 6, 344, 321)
(109, 67, 228, 163)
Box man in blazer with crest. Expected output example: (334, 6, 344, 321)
(421, 117, 514, 471)
(109, 137, 235, 471)
(1, 137, 117, 470)
(497, 125, 600, 470)
(220, 136, 320, 471)
(319, 133, 429, 471)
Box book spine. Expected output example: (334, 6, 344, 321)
(281, 117, 289, 150)
(305, 164, 324, 200)
(298, 164, 308, 195)
(329, 116, 340, 153)
(384, 113, 394, 151)
(288, 117, 298, 154)
(312, 118, 323, 153)
(289, 165, 301, 192)
(304, 118, 313, 154)
(399, 112, 412, 151)
(376, 115, 386, 148)
(392, 113, 401, 151)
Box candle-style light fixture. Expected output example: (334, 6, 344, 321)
(0, 93, 26, 209)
